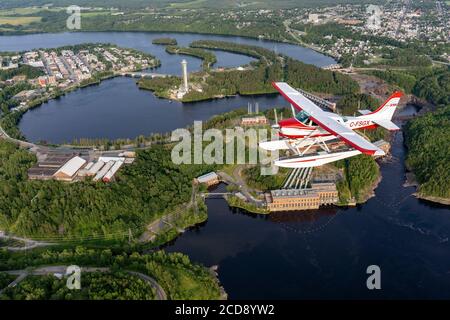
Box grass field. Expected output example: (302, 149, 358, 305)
(169, 0, 209, 8)
(81, 11, 112, 17)
(0, 7, 42, 15)
(0, 16, 41, 26)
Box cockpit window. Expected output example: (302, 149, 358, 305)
(295, 110, 310, 124)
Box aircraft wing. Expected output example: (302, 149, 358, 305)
(273, 82, 385, 156)
(273, 82, 324, 115)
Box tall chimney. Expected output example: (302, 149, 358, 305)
(181, 59, 188, 92)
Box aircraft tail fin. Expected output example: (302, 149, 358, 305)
(366, 91, 403, 120)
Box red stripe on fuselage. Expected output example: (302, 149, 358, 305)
(279, 117, 314, 129)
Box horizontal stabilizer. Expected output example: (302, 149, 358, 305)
(358, 109, 372, 115)
(372, 119, 400, 131)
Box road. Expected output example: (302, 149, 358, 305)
(0, 122, 36, 149)
(126, 270, 167, 300)
(218, 165, 264, 206)
(1, 265, 167, 300)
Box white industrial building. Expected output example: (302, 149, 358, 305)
(93, 161, 114, 182)
(87, 160, 105, 176)
(102, 161, 124, 182)
(53, 156, 87, 181)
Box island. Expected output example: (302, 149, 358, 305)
(138, 40, 359, 102)
(152, 37, 178, 45)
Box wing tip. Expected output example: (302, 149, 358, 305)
(374, 149, 385, 156)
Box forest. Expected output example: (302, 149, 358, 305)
(364, 70, 418, 94)
(413, 68, 450, 106)
(140, 40, 359, 102)
(336, 93, 380, 116)
(0, 272, 156, 300)
(0, 140, 215, 240)
(138, 76, 182, 99)
(0, 246, 222, 300)
(152, 37, 178, 45)
(379, 49, 432, 68)
(0, 64, 44, 81)
(190, 40, 360, 95)
(404, 106, 450, 199)
(243, 165, 289, 191)
(335, 155, 380, 204)
(0, 272, 14, 289)
(0, 81, 31, 112)
(366, 66, 449, 106)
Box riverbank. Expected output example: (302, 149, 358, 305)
(404, 171, 450, 206)
(402, 106, 450, 207)
(415, 195, 450, 206)
(226, 195, 270, 215)
(358, 168, 383, 204)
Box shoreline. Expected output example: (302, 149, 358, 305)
(0, 30, 336, 63)
(404, 171, 450, 206)
(414, 194, 450, 206)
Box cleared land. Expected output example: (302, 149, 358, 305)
(0, 16, 41, 26)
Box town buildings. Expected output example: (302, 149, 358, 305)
(241, 116, 268, 126)
(2, 44, 157, 108)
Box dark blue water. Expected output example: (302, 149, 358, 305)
(19, 76, 288, 144)
(0, 31, 335, 74)
(166, 131, 450, 299)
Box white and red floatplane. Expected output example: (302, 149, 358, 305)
(260, 82, 403, 168)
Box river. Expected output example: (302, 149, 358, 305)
(166, 127, 450, 299)
(0, 31, 334, 144)
(1, 32, 449, 299)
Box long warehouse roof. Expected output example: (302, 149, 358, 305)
(54, 156, 86, 177)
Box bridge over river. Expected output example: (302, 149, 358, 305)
(121, 72, 168, 79)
